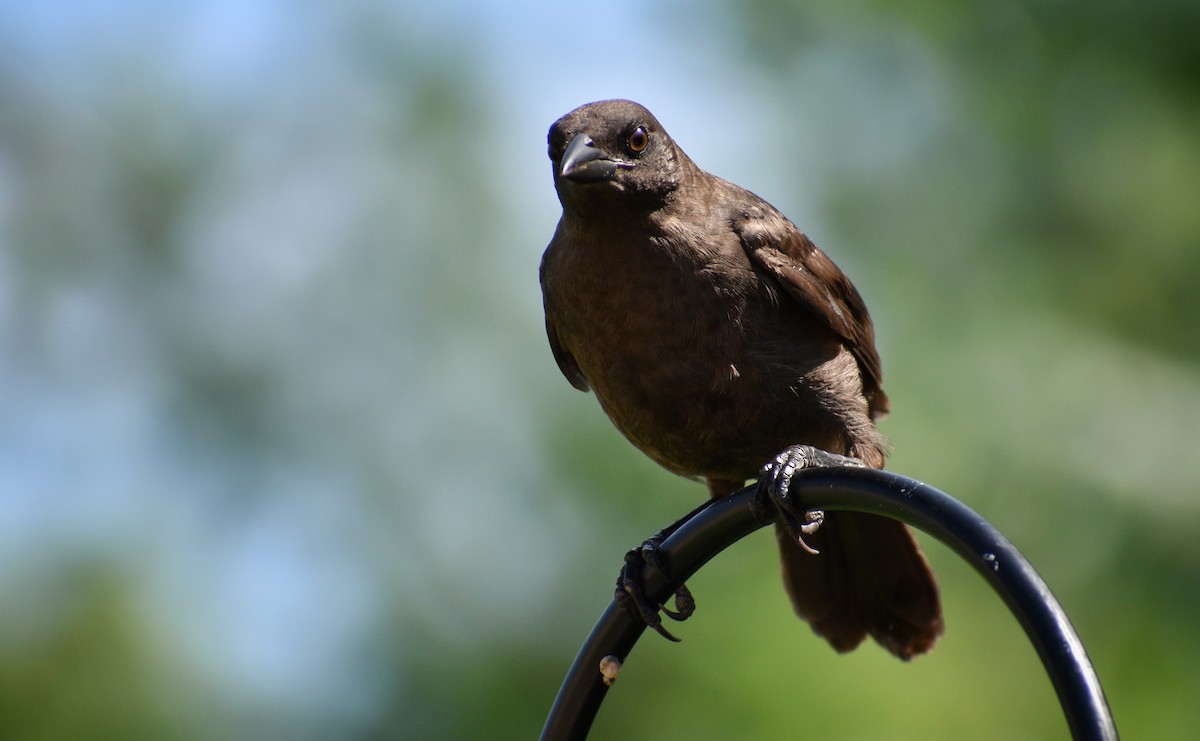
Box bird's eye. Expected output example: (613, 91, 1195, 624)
(627, 126, 649, 154)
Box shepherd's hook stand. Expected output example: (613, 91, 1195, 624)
(540, 467, 1117, 740)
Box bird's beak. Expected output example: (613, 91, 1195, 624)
(559, 133, 625, 182)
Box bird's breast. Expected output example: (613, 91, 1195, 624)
(543, 224, 790, 477)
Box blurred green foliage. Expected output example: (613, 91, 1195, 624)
(0, 1, 1197, 739)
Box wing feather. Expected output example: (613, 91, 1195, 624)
(735, 207, 889, 417)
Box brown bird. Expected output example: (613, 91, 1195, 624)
(539, 99, 942, 659)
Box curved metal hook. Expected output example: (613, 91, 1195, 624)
(540, 468, 1117, 740)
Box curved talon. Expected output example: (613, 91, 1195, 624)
(652, 623, 681, 642)
(794, 535, 820, 556)
(779, 508, 822, 554)
(660, 584, 695, 621)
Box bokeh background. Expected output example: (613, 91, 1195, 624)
(2, 1, 1198, 738)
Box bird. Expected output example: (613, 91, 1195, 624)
(539, 99, 942, 659)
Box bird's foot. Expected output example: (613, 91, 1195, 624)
(615, 532, 696, 642)
(757, 444, 865, 554)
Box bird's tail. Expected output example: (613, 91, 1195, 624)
(775, 512, 943, 660)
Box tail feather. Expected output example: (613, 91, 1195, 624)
(776, 512, 943, 659)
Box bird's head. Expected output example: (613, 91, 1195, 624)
(547, 99, 686, 210)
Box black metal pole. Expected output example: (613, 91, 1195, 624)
(540, 467, 1117, 740)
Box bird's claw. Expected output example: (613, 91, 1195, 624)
(616, 535, 695, 642)
(778, 507, 825, 554)
(758, 444, 863, 554)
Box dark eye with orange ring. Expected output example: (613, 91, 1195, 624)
(627, 126, 649, 153)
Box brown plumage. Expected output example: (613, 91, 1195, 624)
(540, 99, 942, 659)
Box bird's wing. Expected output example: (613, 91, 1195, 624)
(539, 255, 590, 392)
(735, 206, 889, 417)
(544, 312, 590, 391)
